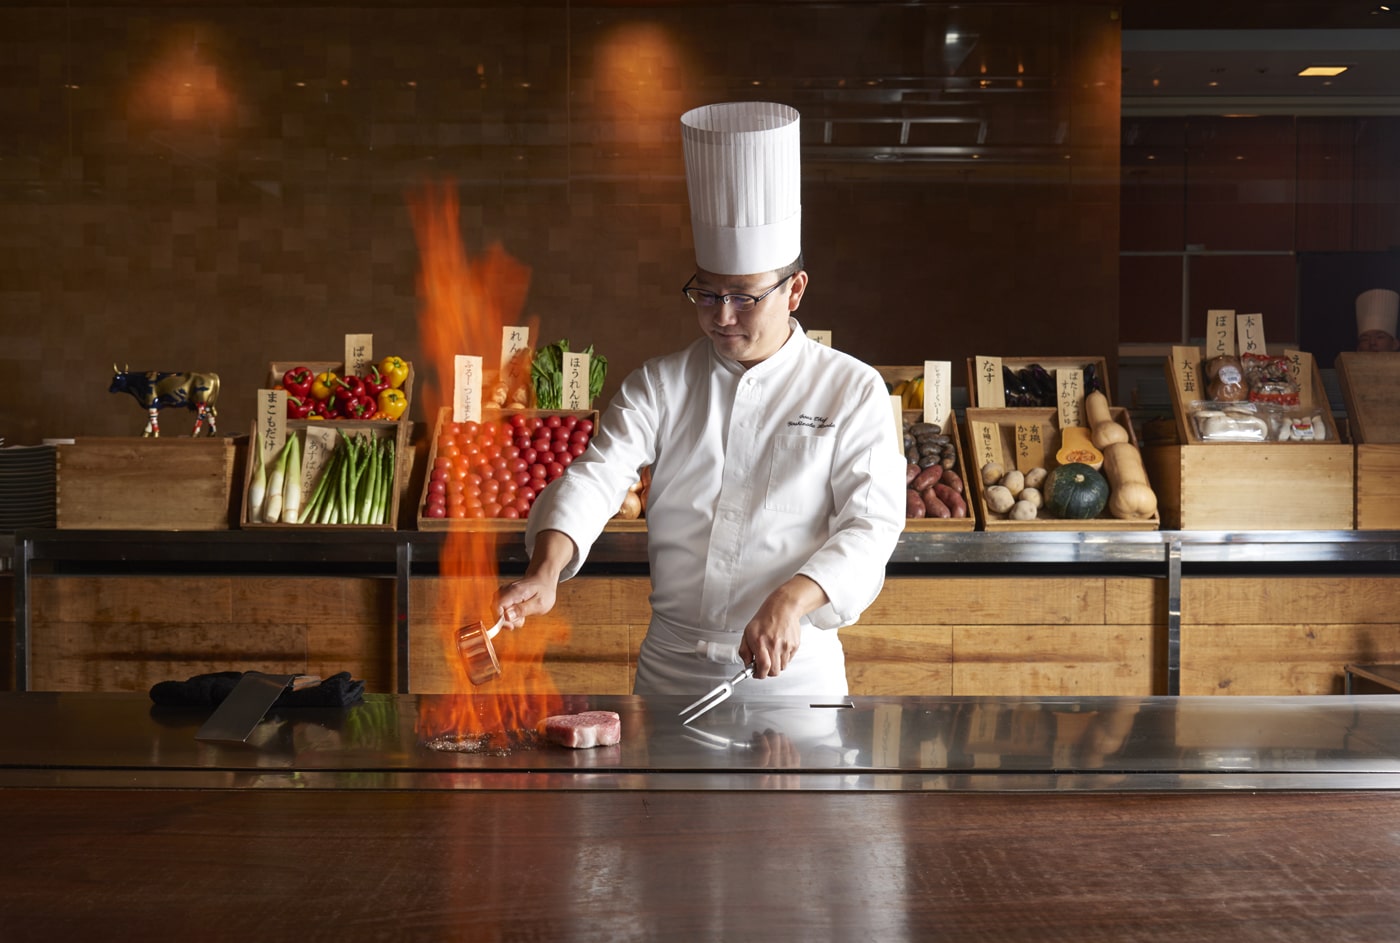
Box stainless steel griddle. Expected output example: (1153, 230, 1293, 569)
(7, 692, 1400, 792)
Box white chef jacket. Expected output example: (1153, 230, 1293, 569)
(525, 318, 907, 697)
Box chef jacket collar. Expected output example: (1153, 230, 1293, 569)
(712, 317, 806, 378)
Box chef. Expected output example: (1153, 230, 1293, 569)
(1355, 288, 1400, 352)
(497, 101, 906, 696)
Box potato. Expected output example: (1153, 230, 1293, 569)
(1024, 466, 1048, 489)
(1001, 469, 1025, 498)
(985, 484, 1015, 514)
(1009, 499, 1038, 521)
(1018, 487, 1043, 509)
(981, 461, 1005, 487)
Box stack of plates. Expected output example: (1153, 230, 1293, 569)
(0, 444, 57, 530)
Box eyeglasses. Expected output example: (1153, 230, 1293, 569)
(681, 273, 794, 312)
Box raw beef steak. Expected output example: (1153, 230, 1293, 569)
(543, 711, 622, 749)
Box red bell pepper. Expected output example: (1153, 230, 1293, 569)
(286, 395, 313, 419)
(361, 366, 390, 398)
(282, 366, 314, 399)
(333, 375, 366, 407)
(344, 394, 378, 420)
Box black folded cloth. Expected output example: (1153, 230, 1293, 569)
(149, 671, 365, 709)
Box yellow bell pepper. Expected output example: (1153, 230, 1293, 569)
(311, 370, 339, 401)
(377, 388, 408, 420)
(378, 356, 410, 390)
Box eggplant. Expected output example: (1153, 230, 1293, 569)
(1025, 364, 1056, 404)
(1083, 361, 1106, 396)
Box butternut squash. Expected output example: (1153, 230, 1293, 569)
(1055, 426, 1103, 470)
(1085, 390, 1130, 449)
(1102, 441, 1157, 520)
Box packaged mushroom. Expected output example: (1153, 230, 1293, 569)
(1190, 401, 1271, 441)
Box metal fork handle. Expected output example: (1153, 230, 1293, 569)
(678, 663, 754, 725)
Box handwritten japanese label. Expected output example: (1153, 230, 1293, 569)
(257, 389, 288, 468)
(345, 334, 373, 379)
(562, 352, 591, 410)
(974, 355, 1005, 408)
(923, 360, 951, 427)
(501, 326, 530, 389)
(453, 354, 483, 424)
(1015, 422, 1046, 472)
(1284, 348, 1314, 409)
(806, 329, 833, 347)
(971, 420, 1005, 472)
(1056, 368, 1084, 429)
(1207, 310, 1236, 359)
(1171, 345, 1201, 402)
(1236, 313, 1267, 356)
(301, 424, 338, 498)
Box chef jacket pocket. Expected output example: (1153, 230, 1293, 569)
(764, 434, 835, 514)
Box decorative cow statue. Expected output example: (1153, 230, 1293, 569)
(109, 366, 220, 437)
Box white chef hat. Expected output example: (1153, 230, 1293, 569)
(681, 101, 801, 275)
(1356, 288, 1399, 336)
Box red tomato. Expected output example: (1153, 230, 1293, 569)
(568, 442, 587, 457)
(433, 456, 452, 470)
(551, 439, 570, 454)
(481, 478, 500, 495)
(500, 505, 520, 519)
(509, 413, 527, 430)
(425, 504, 447, 518)
(558, 452, 574, 468)
(569, 430, 590, 446)
(576, 419, 593, 435)
(428, 479, 447, 495)
(514, 470, 532, 487)
(545, 415, 562, 429)
(483, 501, 502, 518)
(448, 505, 467, 519)
(501, 445, 519, 460)
(562, 414, 578, 430)
(518, 484, 536, 502)
(546, 461, 565, 479)
(520, 447, 538, 465)
(514, 435, 531, 450)
(530, 463, 548, 480)
(512, 497, 532, 515)
(531, 435, 551, 453)
(467, 505, 485, 519)
(430, 466, 449, 481)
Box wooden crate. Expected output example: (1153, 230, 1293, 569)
(964, 356, 1112, 408)
(1336, 352, 1400, 530)
(56, 437, 239, 531)
(417, 406, 610, 532)
(1150, 346, 1353, 530)
(877, 365, 976, 531)
(963, 407, 1159, 532)
(268, 360, 414, 420)
(240, 420, 413, 530)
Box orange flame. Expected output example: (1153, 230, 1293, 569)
(408, 179, 566, 740)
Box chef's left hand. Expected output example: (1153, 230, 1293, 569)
(739, 575, 829, 679)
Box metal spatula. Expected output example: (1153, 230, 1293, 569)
(195, 672, 320, 743)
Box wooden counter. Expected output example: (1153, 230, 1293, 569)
(9, 529, 1400, 698)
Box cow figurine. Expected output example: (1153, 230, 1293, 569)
(109, 366, 220, 437)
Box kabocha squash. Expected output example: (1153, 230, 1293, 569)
(1085, 390, 1130, 449)
(1044, 462, 1110, 519)
(1102, 442, 1158, 520)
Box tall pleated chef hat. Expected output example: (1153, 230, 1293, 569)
(681, 101, 801, 275)
(1356, 288, 1399, 336)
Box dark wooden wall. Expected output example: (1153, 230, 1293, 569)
(0, 2, 1121, 443)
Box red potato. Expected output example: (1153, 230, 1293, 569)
(940, 468, 964, 495)
(933, 482, 966, 518)
(906, 463, 921, 486)
(920, 487, 951, 518)
(911, 464, 943, 492)
(906, 489, 927, 519)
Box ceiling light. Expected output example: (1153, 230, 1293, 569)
(1298, 66, 1348, 77)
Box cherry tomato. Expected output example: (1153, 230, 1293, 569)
(514, 470, 532, 487)
(433, 456, 452, 470)
(551, 439, 570, 454)
(547, 461, 565, 479)
(448, 505, 468, 519)
(569, 430, 590, 446)
(467, 505, 485, 519)
(512, 497, 532, 515)
(518, 484, 536, 502)
(563, 414, 578, 430)
(558, 452, 574, 468)
(509, 413, 527, 430)
(569, 442, 587, 457)
(500, 505, 520, 519)
(530, 463, 548, 480)
(521, 447, 538, 465)
(545, 415, 562, 429)
(431, 466, 449, 481)
(483, 501, 502, 518)
(425, 504, 447, 518)
(428, 479, 446, 496)
(576, 418, 593, 435)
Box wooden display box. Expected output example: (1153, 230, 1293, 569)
(1336, 352, 1400, 530)
(964, 356, 1112, 408)
(1148, 346, 1353, 531)
(877, 365, 977, 531)
(268, 360, 414, 419)
(417, 406, 610, 532)
(240, 420, 413, 530)
(56, 437, 239, 531)
(962, 407, 1159, 532)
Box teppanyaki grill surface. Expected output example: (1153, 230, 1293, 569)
(7, 692, 1400, 792)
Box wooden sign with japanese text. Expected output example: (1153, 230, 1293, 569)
(923, 360, 952, 428)
(1237, 313, 1267, 357)
(806, 329, 832, 347)
(1056, 368, 1084, 429)
(1207, 310, 1236, 360)
(345, 334, 373, 379)
(562, 352, 591, 410)
(501, 326, 530, 396)
(256, 389, 288, 467)
(1014, 422, 1047, 473)
(974, 356, 1005, 408)
(1171, 345, 1202, 405)
(301, 424, 338, 498)
(1284, 349, 1315, 409)
(453, 354, 483, 423)
(968, 419, 1006, 473)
